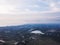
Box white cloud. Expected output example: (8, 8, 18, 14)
(0, 5, 15, 14)
(31, 30, 44, 34)
(0, 0, 60, 26)
(0, 0, 17, 14)
(29, 5, 40, 8)
(0, 0, 59, 14)
(24, 9, 31, 12)
(38, 0, 60, 12)
(49, 2, 59, 11)
(58, 2, 60, 4)
(0, 11, 60, 26)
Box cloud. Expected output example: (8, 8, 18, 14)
(58, 2, 60, 4)
(29, 5, 40, 8)
(0, 0, 59, 14)
(49, 2, 60, 11)
(38, 0, 60, 12)
(0, 0, 60, 26)
(24, 9, 31, 12)
(0, 0, 17, 14)
(0, 12, 60, 26)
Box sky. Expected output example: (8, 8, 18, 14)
(0, 0, 60, 26)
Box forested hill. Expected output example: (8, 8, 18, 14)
(0, 24, 60, 45)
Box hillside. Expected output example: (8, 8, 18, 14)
(0, 24, 60, 45)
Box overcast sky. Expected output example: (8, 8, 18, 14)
(0, 0, 60, 26)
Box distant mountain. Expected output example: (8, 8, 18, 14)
(0, 24, 60, 31)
